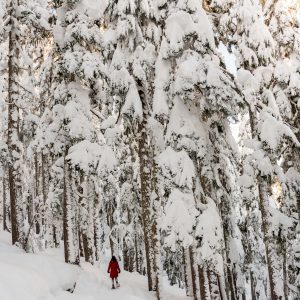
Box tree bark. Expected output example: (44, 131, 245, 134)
(63, 158, 79, 265)
(135, 234, 139, 273)
(184, 247, 194, 297)
(199, 266, 207, 300)
(257, 178, 278, 300)
(53, 225, 59, 248)
(189, 246, 199, 300)
(138, 119, 154, 291)
(3, 176, 9, 232)
(250, 270, 256, 300)
(7, 3, 23, 247)
(283, 244, 288, 300)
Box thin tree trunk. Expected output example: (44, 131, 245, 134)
(3, 176, 9, 232)
(189, 246, 199, 300)
(227, 258, 237, 299)
(78, 175, 94, 264)
(41, 153, 47, 204)
(135, 234, 139, 273)
(63, 158, 70, 263)
(184, 247, 194, 297)
(82, 231, 93, 264)
(35, 154, 39, 199)
(183, 248, 189, 295)
(138, 119, 153, 291)
(94, 217, 101, 262)
(129, 248, 134, 272)
(53, 225, 59, 248)
(250, 270, 256, 300)
(7, 6, 23, 246)
(63, 158, 79, 265)
(217, 275, 224, 300)
(152, 221, 160, 300)
(199, 266, 207, 300)
(78, 228, 84, 257)
(94, 194, 101, 262)
(151, 152, 161, 299)
(34, 154, 40, 235)
(283, 243, 288, 300)
(257, 178, 278, 300)
(123, 244, 129, 271)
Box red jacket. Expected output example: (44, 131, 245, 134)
(107, 261, 120, 278)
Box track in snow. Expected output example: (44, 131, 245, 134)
(0, 231, 189, 300)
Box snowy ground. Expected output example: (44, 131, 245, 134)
(0, 231, 190, 300)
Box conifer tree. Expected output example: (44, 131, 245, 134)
(154, 1, 244, 299)
(35, 0, 105, 264)
(103, 0, 161, 293)
(209, 0, 300, 298)
(1, 0, 50, 249)
(264, 1, 300, 296)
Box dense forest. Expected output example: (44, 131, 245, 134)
(0, 0, 299, 299)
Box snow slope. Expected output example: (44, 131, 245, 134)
(0, 231, 189, 300)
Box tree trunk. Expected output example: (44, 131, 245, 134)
(183, 248, 189, 295)
(82, 231, 94, 264)
(189, 246, 199, 300)
(208, 270, 223, 300)
(138, 119, 154, 291)
(53, 225, 59, 248)
(93, 192, 101, 262)
(63, 159, 79, 265)
(250, 270, 256, 300)
(78, 229, 84, 257)
(123, 244, 129, 271)
(7, 5, 23, 247)
(283, 244, 288, 300)
(135, 234, 139, 273)
(257, 178, 278, 300)
(3, 175, 9, 232)
(199, 266, 208, 300)
(151, 152, 161, 299)
(217, 275, 224, 300)
(78, 175, 94, 264)
(184, 247, 194, 297)
(41, 153, 47, 204)
(63, 159, 70, 263)
(94, 217, 101, 262)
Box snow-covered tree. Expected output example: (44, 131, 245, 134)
(103, 0, 162, 294)
(154, 1, 245, 299)
(0, 1, 299, 299)
(209, 0, 300, 298)
(0, 0, 50, 249)
(263, 1, 300, 296)
(34, 0, 106, 264)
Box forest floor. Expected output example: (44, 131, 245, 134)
(0, 230, 190, 300)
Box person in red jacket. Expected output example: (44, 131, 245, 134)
(107, 256, 121, 289)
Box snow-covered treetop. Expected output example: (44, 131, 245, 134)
(266, 0, 300, 57)
(220, 0, 275, 70)
(153, 0, 243, 118)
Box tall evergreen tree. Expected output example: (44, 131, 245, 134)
(209, 0, 300, 298)
(264, 0, 300, 296)
(154, 1, 245, 299)
(103, 0, 161, 293)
